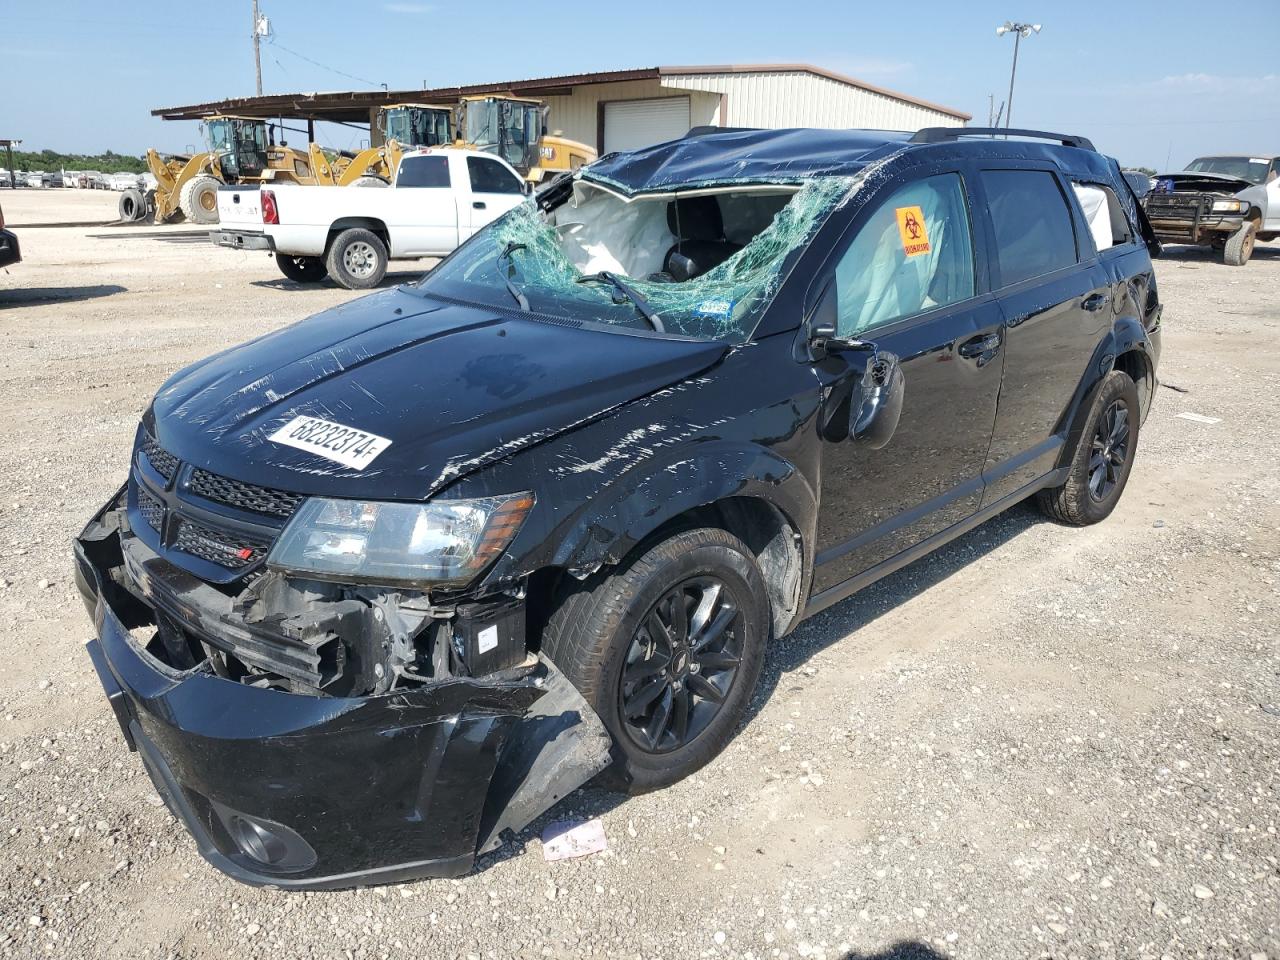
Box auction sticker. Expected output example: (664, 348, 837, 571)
(268, 415, 392, 470)
(895, 205, 932, 257)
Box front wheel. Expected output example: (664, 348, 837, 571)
(541, 527, 769, 794)
(1222, 220, 1257, 266)
(1037, 370, 1140, 526)
(274, 253, 327, 283)
(325, 228, 388, 289)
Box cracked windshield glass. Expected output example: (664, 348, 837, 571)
(418, 176, 857, 341)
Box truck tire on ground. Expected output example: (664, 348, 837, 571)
(540, 527, 770, 794)
(275, 253, 327, 284)
(350, 176, 389, 188)
(325, 228, 388, 289)
(1222, 220, 1257, 266)
(179, 175, 221, 225)
(118, 189, 146, 222)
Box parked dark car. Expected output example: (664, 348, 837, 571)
(0, 202, 20, 269)
(75, 125, 1162, 889)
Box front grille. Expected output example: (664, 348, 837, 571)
(137, 487, 165, 532)
(140, 433, 179, 481)
(188, 468, 303, 519)
(173, 518, 271, 570)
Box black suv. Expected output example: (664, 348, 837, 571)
(76, 126, 1162, 889)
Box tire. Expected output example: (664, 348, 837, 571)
(325, 228, 388, 290)
(274, 253, 327, 283)
(179, 174, 221, 224)
(118, 188, 146, 222)
(1037, 370, 1140, 526)
(350, 176, 389, 188)
(1222, 220, 1257, 266)
(541, 527, 770, 794)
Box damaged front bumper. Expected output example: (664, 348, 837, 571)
(73, 497, 610, 890)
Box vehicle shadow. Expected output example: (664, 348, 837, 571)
(843, 943, 948, 960)
(0, 284, 126, 307)
(248, 270, 427, 293)
(1159, 242, 1280, 263)
(478, 501, 1047, 873)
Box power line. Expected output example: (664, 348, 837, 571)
(265, 37, 380, 88)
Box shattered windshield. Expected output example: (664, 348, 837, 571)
(417, 176, 857, 341)
(1184, 156, 1269, 185)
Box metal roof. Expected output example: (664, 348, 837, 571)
(151, 64, 971, 123)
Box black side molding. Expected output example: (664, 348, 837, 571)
(911, 127, 1096, 152)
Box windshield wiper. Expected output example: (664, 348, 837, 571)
(496, 242, 529, 311)
(576, 271, 665, 332)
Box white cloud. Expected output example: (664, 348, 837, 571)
(1154, 72, 1279, 95)
(384, 2, 433, 12)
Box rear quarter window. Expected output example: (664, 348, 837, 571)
(981, 170, 1078, 286)
(397, 155, 450, 188)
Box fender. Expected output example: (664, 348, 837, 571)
(550, 440, 817, 576)
(1055, 314, 1153, 469)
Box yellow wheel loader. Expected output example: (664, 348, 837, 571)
(123, 116, 320, 225)
(310, 104, 454, 187)
(457, 95, 596, 182)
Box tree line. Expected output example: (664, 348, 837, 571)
(1, 148, 148, 174)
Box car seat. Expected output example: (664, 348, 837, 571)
(663, 196, 742, 281)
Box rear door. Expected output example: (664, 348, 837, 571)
(976, 165, 1111, 504)
(462, 156, 526, 240)
(391, 154, 459, 256)
(809, 166, 1006, 597)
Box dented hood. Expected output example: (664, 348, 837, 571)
(1156, 171, 1254, 194)
(150, 286, 727, 500)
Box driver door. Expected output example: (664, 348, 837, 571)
(809, 168, 1005, 602)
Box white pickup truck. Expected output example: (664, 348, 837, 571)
(211, 148, 528, 289)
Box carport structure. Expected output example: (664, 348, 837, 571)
(152, 64, 970, 154)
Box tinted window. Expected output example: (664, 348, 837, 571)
(467, 156, 523, 194)
(396, 155, 450, 188)
(835, 173, 975, 336)
(982, 170, 1078, 286)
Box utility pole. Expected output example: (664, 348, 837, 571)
(252, 0, 263, 96)
(996, 22, 1041, 130)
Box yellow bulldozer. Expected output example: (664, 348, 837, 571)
(120, 115, 321, 224)
(457, 94, 595, 182)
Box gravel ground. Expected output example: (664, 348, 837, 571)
(1, 191, 1277, 960)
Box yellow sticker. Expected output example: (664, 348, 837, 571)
(895, 205, 932, 257)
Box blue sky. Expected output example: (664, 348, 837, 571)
(3, 0, 1276, 170)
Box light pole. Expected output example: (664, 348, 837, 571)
(995, 21, 1041, 130)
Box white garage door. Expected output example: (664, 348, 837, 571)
(603, 97, 692, 153)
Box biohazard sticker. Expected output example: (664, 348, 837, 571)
(895, 206, 931, 257)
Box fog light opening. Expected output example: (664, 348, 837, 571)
(229, 814, 290, 866)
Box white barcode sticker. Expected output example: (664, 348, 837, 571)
(477, 625, 499, 654)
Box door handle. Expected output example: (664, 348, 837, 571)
(957, 332, 1001, 359)
(472, 200, 486, 209)
(1082, 292, 1110, 312)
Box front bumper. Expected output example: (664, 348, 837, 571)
(1144, 195, 1245, 244)
(74, 501, 610, 889)
(210, 229, 273, 251)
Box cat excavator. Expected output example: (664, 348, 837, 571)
(456, 94, 595, 182)
(308, 103, 454, 186)
(121, 116, 321, 224)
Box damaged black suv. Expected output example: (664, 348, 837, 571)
(76, 125, 1162, 889)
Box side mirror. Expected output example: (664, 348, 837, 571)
(850, 352, 905, 449)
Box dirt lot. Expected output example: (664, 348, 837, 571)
(1, 190, 1277, 960)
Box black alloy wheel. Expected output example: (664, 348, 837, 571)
(619, 576, 744, 754)
(1088, 399, 1130, 502)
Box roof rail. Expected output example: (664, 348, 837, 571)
(684, 125, 762, 138)
(911, 127, 1095, 151)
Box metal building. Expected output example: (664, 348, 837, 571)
(153, 64, 969, 155)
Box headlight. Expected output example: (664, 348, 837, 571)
(1211, 199, 1245, 212)
(267, 493, 534, 586)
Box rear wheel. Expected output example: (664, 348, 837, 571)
(275, 253, 327, 283)
(1222, 220, 1257, 266)
(541, 527, 769, 793)
(1037, 370, 1140, 526)
(325, 228, 388, 289)
(350, 176, 389, 188)
(179, 174, 221, 224)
